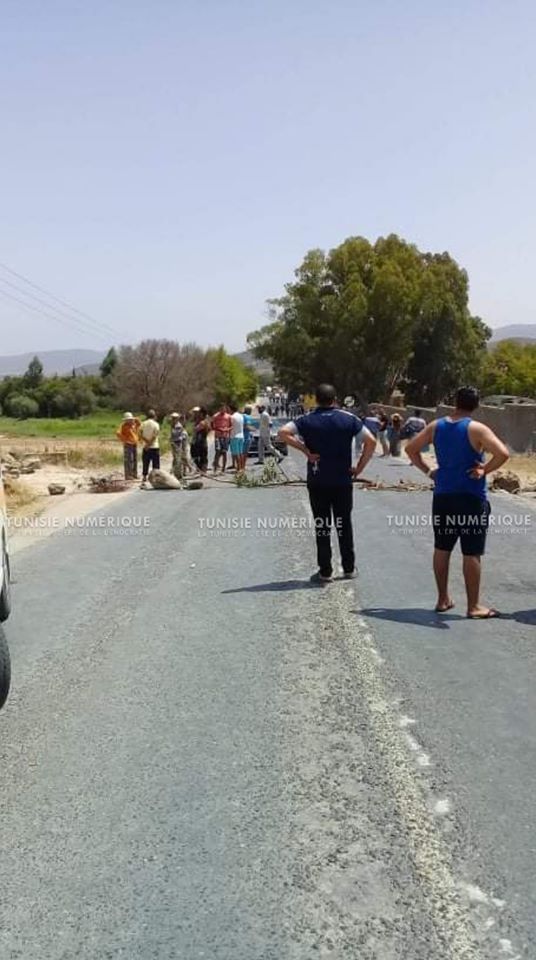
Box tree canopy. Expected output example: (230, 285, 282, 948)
(206, 347, 258, 407)
(114, 340, 257, 415)
(248, 234, 491, 405)
(480, 340, 536, 398)
(100, 346, 118, 379)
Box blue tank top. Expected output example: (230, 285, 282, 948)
(433, 417, 487, 499)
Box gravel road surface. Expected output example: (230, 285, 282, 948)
(1, 452, 534, 959)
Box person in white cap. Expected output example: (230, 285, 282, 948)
(115, 412, 141, 479)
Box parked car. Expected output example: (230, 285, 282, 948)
(247, 418, 289, 458)
(0, 466, 12, 709)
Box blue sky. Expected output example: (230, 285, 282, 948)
(1, 0, 535, 355)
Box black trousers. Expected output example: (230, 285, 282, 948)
(191, 438, 208, 472)
(308, 483, 355, 577)
(142, 448, 160, 477)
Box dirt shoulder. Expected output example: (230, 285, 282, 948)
(7, 480, 137, 556)
(1, 436, 137, 554)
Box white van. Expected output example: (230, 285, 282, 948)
(0, 466, 12, 708)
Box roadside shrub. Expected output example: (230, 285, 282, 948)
(50, 384, 97, 418)
(4, 394, 39, 419)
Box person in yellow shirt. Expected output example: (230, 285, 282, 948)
(116, 412, 141, 479)
(139, 409, 161, 488)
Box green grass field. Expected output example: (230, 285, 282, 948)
(0, 410, 125, 439)
(0, 410, 171, 466)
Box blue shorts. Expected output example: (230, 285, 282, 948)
(230, 437, 244, 455)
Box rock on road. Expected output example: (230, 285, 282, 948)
(1, 454, 535, 959)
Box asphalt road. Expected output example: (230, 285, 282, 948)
(1, 452, 534, 959)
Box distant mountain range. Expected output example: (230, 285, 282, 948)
(233, 349, 274, 377)
(0, 326, 532, 381)
(490, 324, 536, 344)
(0, 346, 271, 379)
(0, 348, 105, 377)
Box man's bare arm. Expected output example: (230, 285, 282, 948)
(278, 425, 319, 462)
(406, 422, 436, 477)
(468, 423, 509, 478)
(352, 429, 376, 477)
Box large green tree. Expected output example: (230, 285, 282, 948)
(404, 253, 491, 404)
(248, 234, 491, 404)
(206, 347, 258, 407)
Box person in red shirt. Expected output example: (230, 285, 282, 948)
(211, 403, 232, 473)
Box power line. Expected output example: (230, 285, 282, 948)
(0, 276, 116, 344)
(0, 260, 126, 342)
(0, 287, 112, 346)
(0, 260, 123, 341)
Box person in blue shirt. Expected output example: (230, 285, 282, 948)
(401, 409, 429, 452)
(242, 405, 256, 459)
(363, 412, 381, 437)
(278, 384, 376, 583)
(406, 386, 509, 619)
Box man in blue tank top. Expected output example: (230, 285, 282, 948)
(278, 384, 376, 583)
(406, 386, 509, 619)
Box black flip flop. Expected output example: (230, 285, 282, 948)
(467, 609, 501, 620)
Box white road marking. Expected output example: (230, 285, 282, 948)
(291, 490, 520, 960)
(399, 715, 417, 728)
(404, 732, 432, 768)
(499, 939, 521, 959)
(332, 592, 522, 960)
(462, 883, 489, 904)
(333, 598, 480, 959)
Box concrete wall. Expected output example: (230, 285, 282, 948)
(437, 404, 536, 453)
(370, 404, 436, 422)
(369, 403, 536, 452)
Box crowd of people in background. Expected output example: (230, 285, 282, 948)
(116, 401, 431, 486)
(266, 395, 305, 419)
(359, 406, 427, 456)
(115, 400, 289, 485)
(116, 387, 510, 617)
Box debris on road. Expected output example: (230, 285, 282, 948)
(209, 464, 434, 491)
(148, 469, 182, 490)
(358, 477, 433, 491)
(88, 474, 129, 494)
(48, 483, 66, 496)
(490, 470, 521, 494)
